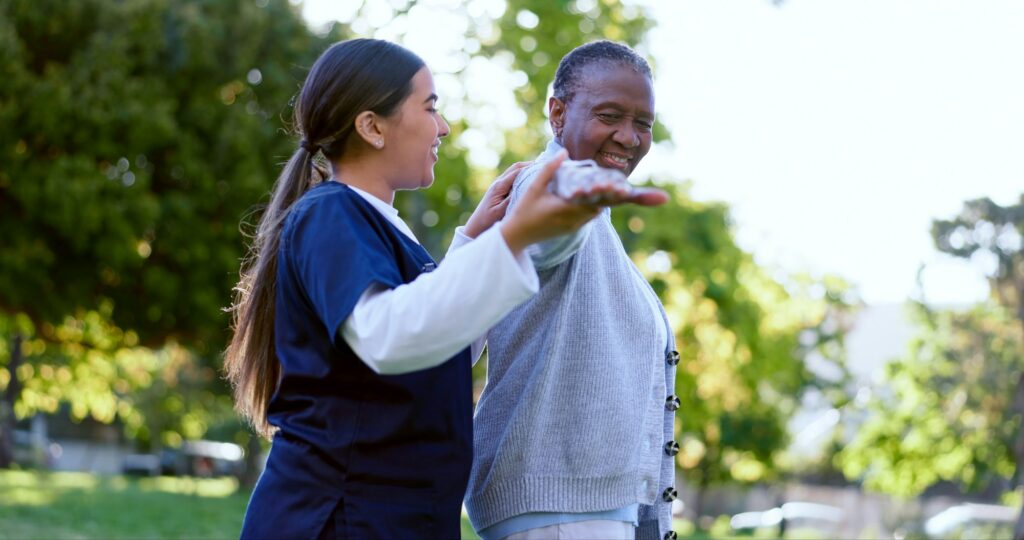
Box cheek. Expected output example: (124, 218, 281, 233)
(583, 125, 616, 153)
(638, 136, 653, 157)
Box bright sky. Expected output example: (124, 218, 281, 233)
(301, 0, 1024, 306)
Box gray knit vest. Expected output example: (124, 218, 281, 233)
(465, 142, 679, 540)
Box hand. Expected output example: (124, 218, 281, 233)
(500, 150, 604, 254)
(463, 161, 531, 238)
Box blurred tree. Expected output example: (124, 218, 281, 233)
(932, 196, 1024, 332)
(931, 195, 1024, 537)
(837, 301, 1022, 497)
(612, 182, 855, 514)
(838, 195, 1024, 517)
(0, 0, 342, 469)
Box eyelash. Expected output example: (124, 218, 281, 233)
(427, 107, 439, 113)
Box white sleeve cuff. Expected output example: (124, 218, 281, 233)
(444, 225, 474, 258)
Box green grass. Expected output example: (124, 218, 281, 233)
(5, 470, 767, 539)
(1, 470, 250, 539)
(0, 469, 483, 539)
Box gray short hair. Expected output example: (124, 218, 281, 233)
(553, 40, 652, 103)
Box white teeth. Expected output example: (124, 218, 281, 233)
(603, 152, 628, 164)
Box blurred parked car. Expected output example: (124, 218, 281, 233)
(158, 440, 245, 478)
(924, 503, 1015, 539)
(731, 501, 844, 537)
(122, 453, 161, 476)
(13, 429, 61, 468)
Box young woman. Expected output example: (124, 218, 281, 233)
(223, 39, 610, 539)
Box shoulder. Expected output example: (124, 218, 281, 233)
(513, 159, 549, 189)
(510, 157, 554, 205)
(282, 182, 391, 253)
(513, 142, 564, 193)
(286, 182, 375, 231)
(290, 182, 362, 219)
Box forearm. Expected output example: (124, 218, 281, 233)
(341, 226, 537, 374)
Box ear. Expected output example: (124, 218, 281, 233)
(353, 110, 385, 149)
(548, 96, 566, 140)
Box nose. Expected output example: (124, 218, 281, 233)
(612, 124, 640, 149)
(437, 114, 450, 138)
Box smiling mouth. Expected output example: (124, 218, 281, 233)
(599, 151, 630, 168)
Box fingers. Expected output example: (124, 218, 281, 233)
(625, 187, 670, 207)
(566, 181, 632, 206)
(495, 161, 530, 183)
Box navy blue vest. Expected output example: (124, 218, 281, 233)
(240, 182, 473, 539)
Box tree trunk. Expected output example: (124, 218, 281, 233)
(0, 333, 24, 469)
(241, 431, 262, 489)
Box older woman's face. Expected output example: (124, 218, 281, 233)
(550, 64, 655, 177)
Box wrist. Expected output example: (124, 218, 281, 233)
(499, 221, 528, 255)
(463, 216, 484, 239)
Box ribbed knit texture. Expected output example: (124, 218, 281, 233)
(465, 141, 678, 540)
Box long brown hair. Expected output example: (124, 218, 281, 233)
(224, 39, 425, 438)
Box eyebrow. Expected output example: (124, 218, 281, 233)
(423, 93, 438, 104)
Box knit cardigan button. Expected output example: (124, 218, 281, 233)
(664, 532, 678, 540)
(665, 395, 680, 411)
(661, 486, 678, 502)
(664, 440, 680, 456)
(665, 350, 680, 366)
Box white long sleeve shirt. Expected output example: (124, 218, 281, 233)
(338, 185, 538, 375)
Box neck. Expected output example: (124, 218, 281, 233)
(332, 157, 395, 206)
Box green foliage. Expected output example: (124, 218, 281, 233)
(932, 195, 1024, 315)
(839, 194, 1024, 498)
(0, 0, 339, 447)
(0, 0, 335, 348)
(838, 302, 1023, 497)
(839, 195, 1024, 497)
(838, 194, 1024, 497)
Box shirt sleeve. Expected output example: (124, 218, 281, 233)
(340, 225, 538, 375)
(445, 226, 474, 256)
(444, 225, 489, 364)
(285, 194, 404, 342)
(509, 162, 596, 271)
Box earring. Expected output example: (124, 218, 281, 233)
(375, 139, 384, 148)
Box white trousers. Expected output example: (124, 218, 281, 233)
(502, 519, 636, 540)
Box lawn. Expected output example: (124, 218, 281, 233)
(0, 469, 481, 539)
(3, 470, 740, 539)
